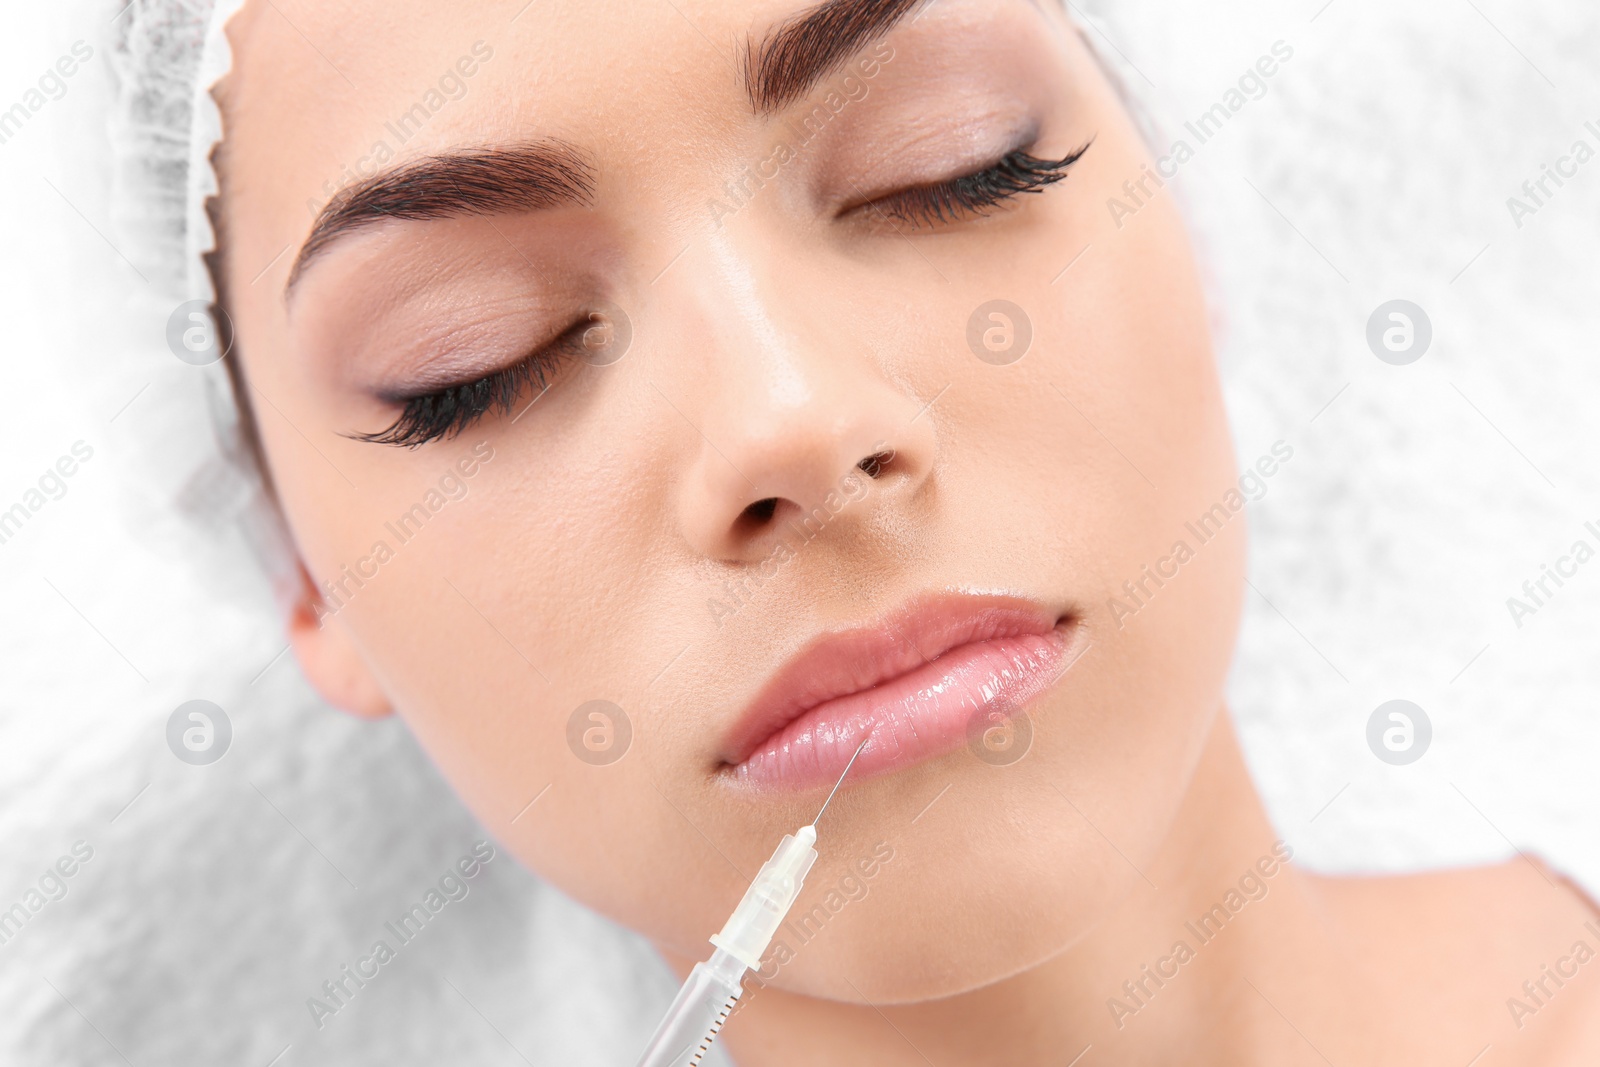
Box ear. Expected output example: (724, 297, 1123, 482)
(285, 561, 393, 720)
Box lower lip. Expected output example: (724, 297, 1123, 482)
(727, 626, 1071, 792)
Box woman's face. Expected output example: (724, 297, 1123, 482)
(217, 0, 1244, 1001)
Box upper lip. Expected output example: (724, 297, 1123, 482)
(718, 591, 1066, 767)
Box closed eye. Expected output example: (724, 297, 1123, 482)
(853, 141, 1092, 230)
(350, 312, 610, 448)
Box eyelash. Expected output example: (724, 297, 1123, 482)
(352, 325, 580, 448)
(358, 142, 1091, 448)
(868, 143, 1092, 229)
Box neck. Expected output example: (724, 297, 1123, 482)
(672, 710, 1383, 1066)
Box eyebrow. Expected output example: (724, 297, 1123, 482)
(285, 140, 594, 298)
(744, 0, 928, 113)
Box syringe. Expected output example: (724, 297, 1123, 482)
(634, 738, 869, 1067)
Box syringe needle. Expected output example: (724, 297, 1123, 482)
(810, 734, 870, 829)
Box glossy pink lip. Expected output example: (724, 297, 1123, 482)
(720, 593, 1073, 792)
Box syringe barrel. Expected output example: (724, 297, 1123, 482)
(634, 948, 747, 1067)
(709, 828, 818, 969)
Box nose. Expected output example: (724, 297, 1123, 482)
(659, 249, 936, 564)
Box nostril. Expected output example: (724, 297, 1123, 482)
(857, 450, 896, 479)
(741, 497, 779, 524)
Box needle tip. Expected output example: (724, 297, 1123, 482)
(811, 734, 871, 829)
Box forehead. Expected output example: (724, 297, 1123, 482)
(220, 0, 939, 180)
(219, 2, 734, 182)
(229, 0, 764, 103)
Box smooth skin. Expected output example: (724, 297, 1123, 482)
(209, 0, 1600, 1062)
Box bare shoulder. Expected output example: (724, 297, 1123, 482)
(1305, 856, 1600, 1065)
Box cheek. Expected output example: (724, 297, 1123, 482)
(762, 133, 1242, 1002)
(310, 412, 785, 953)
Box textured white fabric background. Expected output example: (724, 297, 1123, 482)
(0, 1, 1596, 1064)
